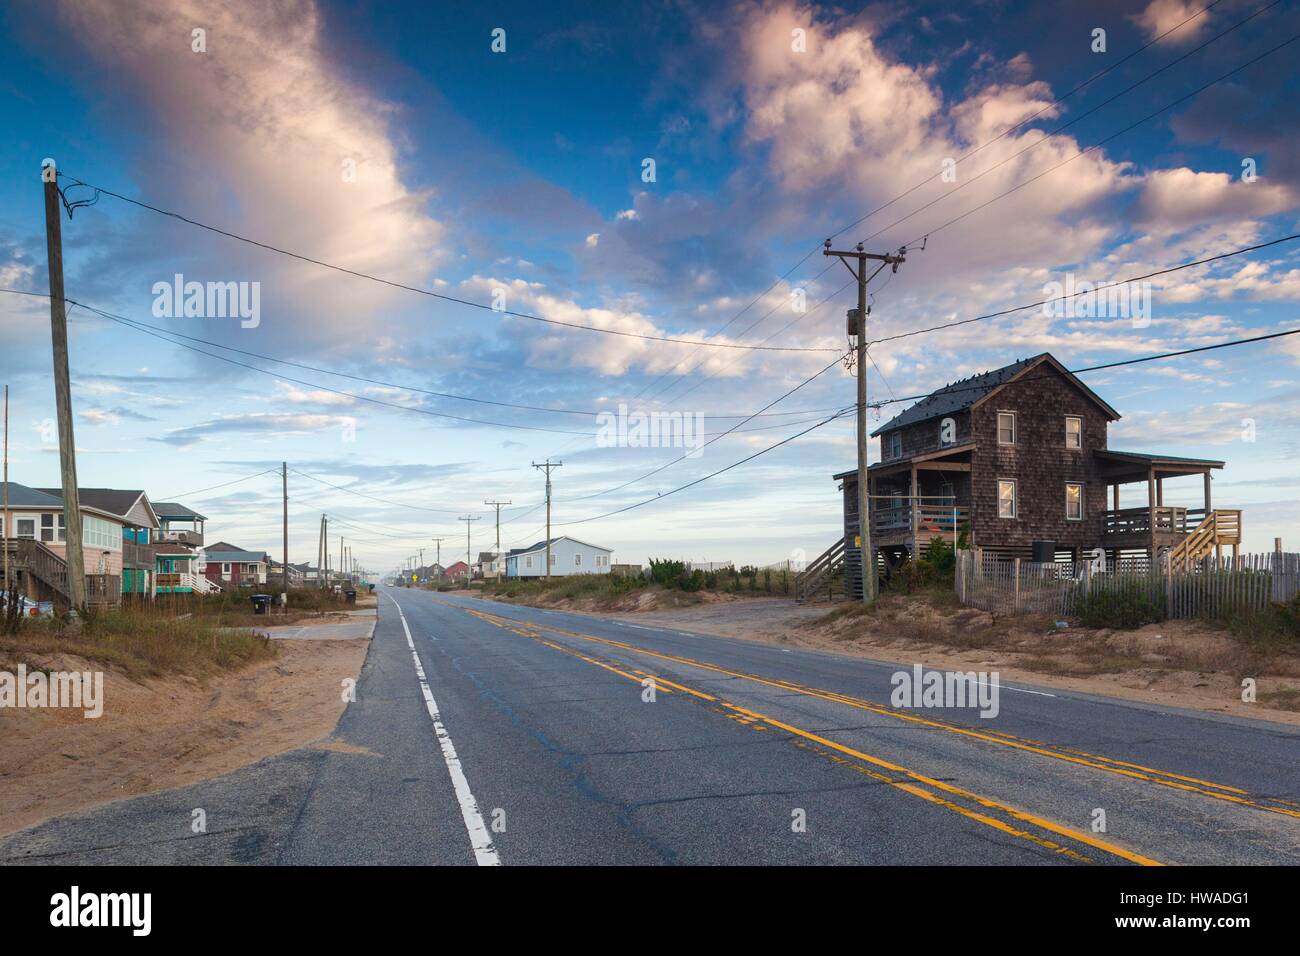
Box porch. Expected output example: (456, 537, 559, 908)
(866, 441, 973, 552)
(1095, 450, 1240, 564)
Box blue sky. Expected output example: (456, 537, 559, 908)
(2, 0, 1299, 573)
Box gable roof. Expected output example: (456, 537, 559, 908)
(510, 535, 612, 557)
(36, 487, 158, 528)
(870, 353, 1119, 437)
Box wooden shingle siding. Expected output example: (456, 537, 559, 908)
(969, 366, 1109, 554)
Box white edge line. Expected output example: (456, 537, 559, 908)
(384, 592, 501, 866)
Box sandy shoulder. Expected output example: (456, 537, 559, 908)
(0, 636, 370, 838)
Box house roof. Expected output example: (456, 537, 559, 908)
(1093, 449, 1225, 481)
(153, 541, 197, 555)
(0, 482, 65, 509)
(152, 501, 208, 521)
(511, 535, 611, 557)
(36, 488, 159, 528)
(477, 551, 499, 563)
(870, 353, 1120, 437)
(205, 550, 267, 563)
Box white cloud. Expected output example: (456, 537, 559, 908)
(1133, 0, 1212, 44)
(54, 0, 446, 350)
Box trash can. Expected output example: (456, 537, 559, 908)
(251, 594, 272, 615)
(343, 588, 357, 605)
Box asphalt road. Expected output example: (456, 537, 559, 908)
(4, 585, 1299, 865)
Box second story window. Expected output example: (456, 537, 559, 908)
(997, 411, 1016, 445)
(886, 432, 902, 460)
(1065, 415, 1082, 449)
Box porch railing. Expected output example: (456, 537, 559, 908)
(871, 504, 969, 538)
(1101, 506, 1208, 536)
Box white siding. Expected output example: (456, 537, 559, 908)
(507, 538, 612, 578)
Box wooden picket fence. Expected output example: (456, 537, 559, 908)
(955, 549, 1300, 620)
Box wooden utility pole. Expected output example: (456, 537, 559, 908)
(339, 534, 344, 586)
(459, 516, 479, 583)
(280, 462, 289, 611)
(42, 161, 87, 610)
(316, 514, 325, 588)
(484, 499, 512, 578)
(3, 386, 9, 606)
(532, 460, 562, 580)
(822, 240, 905, 604)
(431, 537, 445, 569)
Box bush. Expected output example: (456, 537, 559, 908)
(648, 558, 687, 587)
(1074, 583, 1166, 629)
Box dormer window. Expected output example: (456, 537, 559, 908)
(997, 411, 1016, 445)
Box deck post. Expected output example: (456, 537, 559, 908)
(909, 465, 918, 560)
(1147, 466, 1157, 566)
(1112, 483, 1119, 511)
(1203, 471, 1212, 513)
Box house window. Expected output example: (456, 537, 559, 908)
(222, 562, 231, 574)
(40, 513, 66, 543)
(549, 553, 556, 566)
(997, 412, 1016, 445)
(575, 553, 582, 566)
(1065, 416, 1082, 449)
(525, 556, 533, 569)
(83, 515, 121, 550)
(1065, 482, 1084, 521)
(15, 517, 36, 539)
(885, 432, 902, 460)
(997, 479, 1017, 519)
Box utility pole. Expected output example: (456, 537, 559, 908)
(417, 547, 424, 582)
(281, 462, 289, 612)
(317, 514, 325, 588)
(484, 499, 511, 578)
(431, 537, 445, 570)
(339, 535, 344, 587)
(822, 240, 905, 604)
(459, 515, 479, 583)
(3, 386, 9, 608)
(532, 460, 562, 581)
(42, 160, 86, 610)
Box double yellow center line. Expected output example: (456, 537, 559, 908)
(458, 604, 1164, 866)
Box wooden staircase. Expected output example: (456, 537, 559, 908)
(795, 538, 847, 603)
(1, 538, 121, 607)
(1167, 509, 1242, 570)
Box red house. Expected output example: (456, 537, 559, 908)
(444, 560, 469, 580)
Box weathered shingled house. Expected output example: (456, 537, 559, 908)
(813, 353, 1241, 598)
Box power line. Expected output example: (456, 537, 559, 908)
(624, 0, 1229, 396)
(897, 26, 1300, 249)
(160, 468, 278, 500)
(290, 467, 532, 516)
(868, 231, 1300, 346)
(52, 171, 838, 354)
(546, 328, 1300, 529)
(0, 288, 850, 423)
(866, 327, 1300, 413)
(855, 0, 1283, 249)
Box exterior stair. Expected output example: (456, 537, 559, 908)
(1167, 509, 1243, 570)
(1, 538, 120, 607)
(795, 538, 846, 603)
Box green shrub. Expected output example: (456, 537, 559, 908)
(648, 558, 687, 586)
(1074, 583, 1166, 629)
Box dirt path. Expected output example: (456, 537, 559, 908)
(0, 636, 370, 837)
